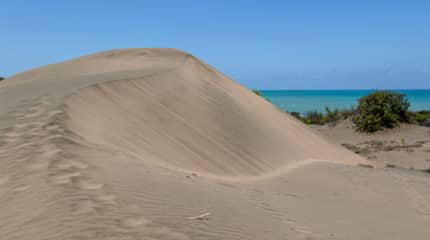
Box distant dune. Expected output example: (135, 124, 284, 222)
(1, 49, 429, 239)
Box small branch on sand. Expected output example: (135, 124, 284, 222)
(187, 212, 211, 220)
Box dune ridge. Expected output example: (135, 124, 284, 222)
(61, 51, 363, 179)
(1, 49, 429, 240)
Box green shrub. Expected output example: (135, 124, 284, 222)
(290, 108, 351, 126)
(289, 111, 302, 120)
(353, 91, 410, 132)
(339, 107, 357, 120)
(252, 90, 262, 96)
(0, 77, 4, 81)
(415, 111, 429, 122)
(325, 107, 340, 126)
(409, 110, 430, 126)
(304, 110, 325, 125)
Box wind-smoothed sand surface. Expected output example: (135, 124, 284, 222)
(1, 48, 429, 239)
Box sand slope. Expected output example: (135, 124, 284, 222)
(1, 49, 429, 239)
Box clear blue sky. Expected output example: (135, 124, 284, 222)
(2, 1, 430, 89)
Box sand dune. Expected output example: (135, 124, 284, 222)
(1, 49, 429, 239)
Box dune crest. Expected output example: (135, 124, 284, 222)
(60, 49, 362, 179)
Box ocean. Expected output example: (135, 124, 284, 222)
(260, 90, 430, 114)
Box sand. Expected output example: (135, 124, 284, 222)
(312, 120, 430, 170)
(0, 48, 429, 239)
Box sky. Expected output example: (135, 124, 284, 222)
(1, 1, 430, 89)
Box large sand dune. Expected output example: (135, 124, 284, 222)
(1, 49, 429, 239)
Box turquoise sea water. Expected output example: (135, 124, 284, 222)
(260, 90, 430, 114)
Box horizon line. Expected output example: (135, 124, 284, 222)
(257, 88, 430, 91)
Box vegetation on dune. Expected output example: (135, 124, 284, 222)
(252, 90, 262, 96)
(252, 89, 429, 132)
(353, 91, 411, 132)
(252, 89, 272, 102)
(0, 77, 4, 81)
(289, 107, 356, 126)
(290, 91, 428, 132)
(324, 107, 340, 126)
(289, 111, 302, 120)
(409, 110, 430, 127)
(338, 108, 357, 120)
(302, 110, 325, 125)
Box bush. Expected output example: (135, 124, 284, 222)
(353, 91, 410, 132)
(325, 107, 340, 126)
(289, 111, 302, 120)
(289, 108, 353, 126)
(304, 110, 325, 125)
(409, 110, 430, 126)
(423, 119, 430, 127)
(0, 77, 4, 81)
(252, 90, 262, 96)
(339, 107, 357, 120)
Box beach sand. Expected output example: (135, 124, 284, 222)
(0, 48, 429, 239)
